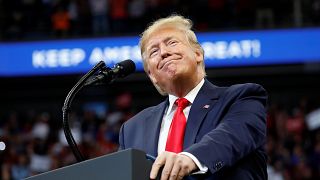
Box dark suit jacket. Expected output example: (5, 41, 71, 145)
(119, 80, 268, 179)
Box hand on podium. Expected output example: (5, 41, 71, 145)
(150, 151, 197, 180)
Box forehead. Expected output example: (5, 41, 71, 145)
(145, 27, 187, 48)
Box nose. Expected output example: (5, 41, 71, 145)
(160, 43, 171, 58)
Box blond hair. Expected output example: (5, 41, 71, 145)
(140, 15, 205, 72)
(139, 15, 205, 95)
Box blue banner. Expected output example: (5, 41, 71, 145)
(1, 28, 320, 77)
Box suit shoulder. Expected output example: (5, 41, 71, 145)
(224, 83, 267, 100)
(231, 83, 265, 90)
(123, 101, 166, 126)
(125, 106, 155, 124)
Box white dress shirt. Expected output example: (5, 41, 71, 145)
(157, 78, 208, 173)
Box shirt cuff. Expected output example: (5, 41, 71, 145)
(179, 152, 208, 174)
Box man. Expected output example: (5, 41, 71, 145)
(119, 15, 268, 180)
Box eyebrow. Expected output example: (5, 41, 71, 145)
(146, 36, 176, 52)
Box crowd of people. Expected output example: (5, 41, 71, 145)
(0, 91, 320, 179)
(0, 0, 320, 41)
(266, 98, 320, 179)
(0, 92, 135, 179)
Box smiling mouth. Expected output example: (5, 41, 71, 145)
(159, 59, 177, 70)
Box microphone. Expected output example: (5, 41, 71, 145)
(85, 59, 136, 85)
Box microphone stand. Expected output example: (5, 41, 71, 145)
(62, 61, 106, 162)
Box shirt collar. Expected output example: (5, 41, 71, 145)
(167, 78, 205, 114)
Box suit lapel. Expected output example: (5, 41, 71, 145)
(183, 80, 221, 149)
(144, 100, 168, 157)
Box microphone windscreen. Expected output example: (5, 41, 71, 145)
(117, 59, 136, 77)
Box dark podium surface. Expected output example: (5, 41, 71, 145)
(25, 149, 154, 180)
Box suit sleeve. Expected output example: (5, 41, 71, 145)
(184, 83, 267, 174)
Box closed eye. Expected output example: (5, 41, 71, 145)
(168, 40, 178, 46)
(149, 48, 159, 57)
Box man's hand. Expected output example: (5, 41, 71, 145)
(150, 151, 197, 180)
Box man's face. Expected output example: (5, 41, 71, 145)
(144, 27, 203, 92)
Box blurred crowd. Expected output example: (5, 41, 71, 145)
(0, 0, 320, 41)
(266, 98, 320, 179)
(1, 92, 320, 179)
(0, 92, 135, 179)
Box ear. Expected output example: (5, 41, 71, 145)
(194, 48, 203, 64)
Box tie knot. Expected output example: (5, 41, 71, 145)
(175, 98, 189, 109)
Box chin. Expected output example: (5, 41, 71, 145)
(165, 68, 181, 79)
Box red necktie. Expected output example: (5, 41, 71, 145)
(165, 98, 189, 153)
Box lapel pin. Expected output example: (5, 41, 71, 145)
(203, 105, 210, 109)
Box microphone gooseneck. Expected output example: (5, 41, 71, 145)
(62, 60, 135, 162)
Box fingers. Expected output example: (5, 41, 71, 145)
(170, 161, 181, 180)
(161, 156, 175, 180)
(150, 152, 197, 180)
(150, 153, 167, 179)
(171, 157, 191, 180)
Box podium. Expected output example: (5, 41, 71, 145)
(26, 149, 155, 180)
